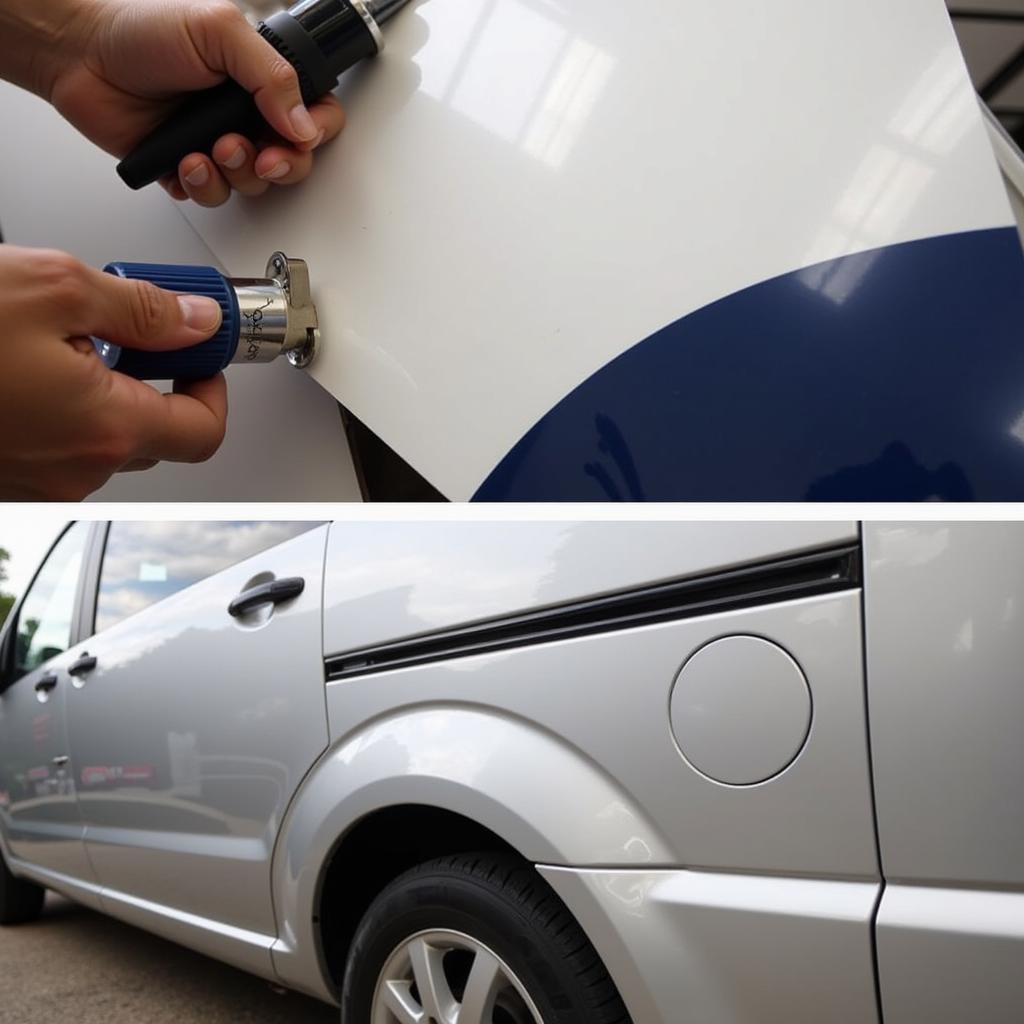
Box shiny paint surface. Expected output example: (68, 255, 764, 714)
(181, 0, 1019, 499)
(863, 523, 1024, 1023)
(0, 523, 94, 884)
(476, 229, 1024, 500)
(541, 867, 880, 1024)
(321, 521, 857, 655)
(4, 521, 1023, 1022)
(63, 526, 330, 966)
(274, 572, 877, 1006)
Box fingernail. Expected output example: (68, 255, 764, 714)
(221, 146, 246, 170)
(184, 163, 209, 187)
(313, 128, 325, 148)
(289, 103, 318, 141)
(178, 295, 222, 333)
(261, 161, 291, 181)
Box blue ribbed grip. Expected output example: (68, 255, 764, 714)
(95, 263, 240, 380)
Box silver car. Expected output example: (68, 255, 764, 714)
(0, 521, 1021, 1023)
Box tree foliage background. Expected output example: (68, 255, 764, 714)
(0, 547, 14, 628)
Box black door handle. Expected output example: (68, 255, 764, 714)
(34, 673, 59, 695)
(228, 577, 305, 618)
(68, 653, 97, 677)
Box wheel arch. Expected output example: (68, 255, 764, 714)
(268, 704, 672, 1001)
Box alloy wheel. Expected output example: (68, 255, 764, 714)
(371, 928, 545, 1024)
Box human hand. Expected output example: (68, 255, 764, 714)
(0, 245, 228, 500)
(45, 0, 346, 206)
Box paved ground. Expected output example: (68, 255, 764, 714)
(0, 894, 337, 1023)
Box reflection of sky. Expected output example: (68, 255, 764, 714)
(96, 522, 320, 633)
(417, 0, 616, 170)
(18, 523, 90, 670)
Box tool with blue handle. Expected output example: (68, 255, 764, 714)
(94, 252, 319, 380)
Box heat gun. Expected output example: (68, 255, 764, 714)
(117, 0, 413, 190)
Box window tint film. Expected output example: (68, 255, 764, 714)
(15, 522, 90, 678)
(95, 522, 322, 634)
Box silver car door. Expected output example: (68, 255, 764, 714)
(64, 522, 328, 977)
(0, 522, 96, 890)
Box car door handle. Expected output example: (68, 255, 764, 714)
(68, 653, 97, 677)
(34, 673, 59, 695)
(228, 577, 305, 618)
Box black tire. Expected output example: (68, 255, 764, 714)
(340, 853, 632, 1024)
(0, 847, 44, 925)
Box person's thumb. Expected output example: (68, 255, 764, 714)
(194, 3, 320, 147)
(82, 266, 222, 350)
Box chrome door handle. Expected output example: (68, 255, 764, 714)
(68, 653, 97, 677)
(228, 577, 305, 618)
(34, 673, 58, 695)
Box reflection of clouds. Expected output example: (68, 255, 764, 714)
(18, 523, 90, 670)
(96, 522, 318, 633)
(871, 526, 950, 572)
(328, 524, 573, 637)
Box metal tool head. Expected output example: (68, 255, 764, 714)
(363, 0, 416, 26)
(267, 252, 320, 369)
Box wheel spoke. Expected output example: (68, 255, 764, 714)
(456, 948, 504, 1024)
(382, 980, 427, 1024)
(409, 937, 458, 1023)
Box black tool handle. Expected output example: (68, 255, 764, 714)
(117, 80, 268, 191)
(116, 5, 378, 191)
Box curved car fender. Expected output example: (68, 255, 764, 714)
(269, 704, 674, 1000)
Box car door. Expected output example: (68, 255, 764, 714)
(64, 521, 329, 974)
(0, 521, 97, 889)
(865, 523, 1024, 1023)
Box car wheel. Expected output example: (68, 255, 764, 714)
(0, 848, 44, 925)
(340, 853, 632, 1024)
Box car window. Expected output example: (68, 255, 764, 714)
(94, 522, 322, 634)
(14, 522, 91, 679)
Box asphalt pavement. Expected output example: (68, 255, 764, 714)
(1, 894, 337, 1023)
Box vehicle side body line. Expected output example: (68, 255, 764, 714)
(539, 866, 881, 1024)
(8, 852, 280, 981)
(326, 545, 860, 679)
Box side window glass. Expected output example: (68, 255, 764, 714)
(95, 522, 322, 634)
(15, 522, 91, 678)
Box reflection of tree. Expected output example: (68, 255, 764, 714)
(0, 546, 13, 628)
(16, 618, 40, 669)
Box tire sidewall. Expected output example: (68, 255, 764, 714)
(341, 868, 588, 1023)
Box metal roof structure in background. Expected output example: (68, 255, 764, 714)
(949, 3, 1024, 146)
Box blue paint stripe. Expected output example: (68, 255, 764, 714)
(473, 228, 1024, 502)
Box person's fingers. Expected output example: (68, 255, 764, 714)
(120, 459, 159, 473)
(178, 154, 232, 207)
(254, 143, 313, 185)
(212, 134, 268, 197)
(292, 95, 346, 153)
(124, 373, 228, 464)
(62, 261, 223, 350)
(160, 173, 188, 201)
(191, 2, 318, 147)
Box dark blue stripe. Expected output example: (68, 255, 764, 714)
(473, 228, 1024, 501)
